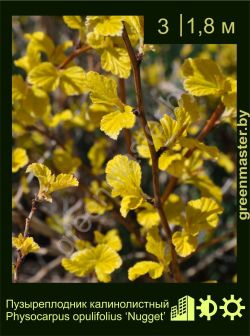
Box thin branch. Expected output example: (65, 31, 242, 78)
(23, 198, 39, 237)
(13, 197, 39, 283)
(58, 45, 92, 70)
(122, 24, 182, 282)
(161, 102, 225, 203)
(196, 102, 225, 142)
(13, 251, 24, 283)
(13, 207, 59, 239)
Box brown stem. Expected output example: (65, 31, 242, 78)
(161, 176, 178, 204)
(13, 198, 39, 283)
(122, 24, 182, 282)
(58, 45, 92, 70)
(118, 78, 134, 157)
(196, 102, 225, 142)
(23, 198, 39, 237)
(161, 102, 225, 203)
(13, 251, 23, 283)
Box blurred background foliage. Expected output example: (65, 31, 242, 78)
(12, 16, 236, 283)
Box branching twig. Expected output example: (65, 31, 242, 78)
(23, 198, 39, 237)
(161, 102, 225, 202)
(13, 197, 39, 283)
(122, 24, 182, 282)
(58, 45, 92, 70)
(25, 123, 143, 244)
(13, 207, 58, 239)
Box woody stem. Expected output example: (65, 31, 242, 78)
(122, 24, 182, 282)
(13, 198, 39, 283)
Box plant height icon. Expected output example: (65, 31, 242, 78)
(170, 296, 195, 321)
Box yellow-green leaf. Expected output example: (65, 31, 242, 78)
(52, 147, 81, 174)
(49, 40, 73, 66)
(86, 73, 135, 138)
(12, 233, 40, 257)
(124, 16, 144, 41)
(86, 71, 119, 106)
(28, 63, 86, 95)
(106, 155, 144, 217)
(12, 75, 27, 101)
(25, 32, 55, 58)
(106, 155, 142, 198)
(217, 152, 235, 174)
(63, 16, 83, 30)
(87, 138, 110, 174)
(181, 58, 226, 96)
(160, 115, 182, 148)
(87, 16, 124, 37)
(28, 62, 60, 92)
(178, 93, 200, 122)
(179, 138, 219, 158)
(185, 197, 223, 234)
(137, 204, 160, 229)
(128, 261, 164, 281)
(100, 107, 135, 140)
(94, 229, 122, 252)
(183, 173, 222, 203)
(134, 121, 166, 164)
(26, 163, 78, 202)
(158, 151, 183, 171)
(12, 148, 29, 173)
(60, 66, 87, 95)
(61, 244, 122, 282)
(75, 239, 92, 251)
(120, 195, 144, 217)
(87, 32, 109, 50)
(50, 173, 79, 193)
(84, 181, 113, 215)
(26, 163, 54, 201)
(101, 47, 131, 79)
(46, 109, 73, 128)
(172, 231, 197, 257)
(14, 43, 41, 73)
(146, 227, 166, 262)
